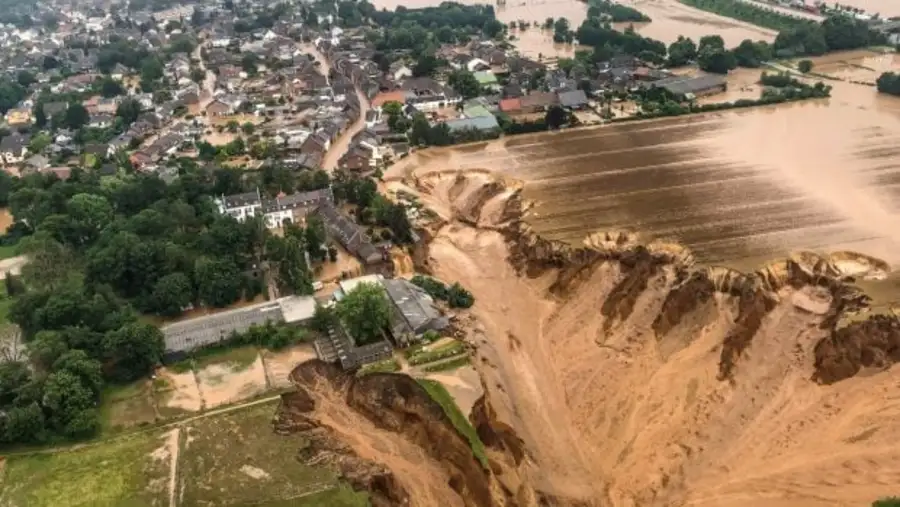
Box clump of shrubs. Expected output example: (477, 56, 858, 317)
(411, 275, 475, 309)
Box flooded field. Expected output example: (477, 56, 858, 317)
(390, 71, 900, 270)
(371, 0, 775, 55)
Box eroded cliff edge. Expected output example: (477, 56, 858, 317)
(273, 360, 530, 507)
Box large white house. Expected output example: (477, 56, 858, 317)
(214, 187, 335, 229)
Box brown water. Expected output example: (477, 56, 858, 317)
(390, 61, 900, 269)
(371, 0, 777, 56)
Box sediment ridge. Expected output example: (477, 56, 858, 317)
(275, 170, 900, 507)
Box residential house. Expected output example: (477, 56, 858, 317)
(206, 99, 233, 116)
(89, 113, 114, 128)
(558, 89, 589, 110)
(643, 75, 728, 99)
(214, 187, 335, 229)
(0, 134, 29, 165)
(317, 202, 385, 265)
(5, 107, 32, 126)
(444, 115, 500, 134)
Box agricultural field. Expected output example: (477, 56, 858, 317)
(178, 402, 345, 507)
(0, 431, 173, 507)
(0, 402, 368, 507)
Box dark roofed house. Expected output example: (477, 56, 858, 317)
(645, 74, 727, 99)
(316, 202, 384, 265)
(558, 89, 589, 110)
(381, 278, 449, 346)
(519, 91, 559, 113)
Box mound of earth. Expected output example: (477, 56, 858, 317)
(405, 171, 900, 507)
(274, 360, 532, 507)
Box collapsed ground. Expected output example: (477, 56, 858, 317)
(351, 169, 900, 507)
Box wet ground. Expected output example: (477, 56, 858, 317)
(390, 57, 900, 269)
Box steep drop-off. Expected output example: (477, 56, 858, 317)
(274, 360, 532, 507)
(409, 170, 900, 507)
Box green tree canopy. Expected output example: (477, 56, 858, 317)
(336, 282, 391, 346)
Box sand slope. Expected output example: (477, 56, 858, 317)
(420, 171, 900, 506)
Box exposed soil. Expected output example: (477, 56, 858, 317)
(157, 368, 203, 412)
(196, 355, 268, 409)
(263, 344, 318, 389)
(275, 361, 529, 507)
(401, 170, 900, 506)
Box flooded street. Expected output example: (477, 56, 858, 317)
(390, 61, 900, 269)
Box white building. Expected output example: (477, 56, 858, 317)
(215, 187, 335, 229)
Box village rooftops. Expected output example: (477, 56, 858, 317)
(644, 74, 728, 97)
(260, 187, 334, 213)
(381, 278, 448, 334)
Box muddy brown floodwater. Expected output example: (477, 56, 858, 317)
(371, 0, 778, 55)
(389, 64, 900, 271)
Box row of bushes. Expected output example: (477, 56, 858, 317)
(623, 79, 831, 122)
(410, 275, 475, 309)
(408, 342, 468, 366)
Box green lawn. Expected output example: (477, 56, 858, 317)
(357, 358, 400, 376)
(0, 243, 18, 260)
(408, 341, 467, 366)
(421, 355, 471, 373)
(246, 485, 369, 507)
(179, 402, 342, 506)
(0, 432, 171, 507)
(416, 379, 488, 469)
(97, 380, 158, 434)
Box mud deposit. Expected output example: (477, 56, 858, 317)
(390, 86, 900, 270)
(374, 171, 900, 507)
(275, 361, 532, 507)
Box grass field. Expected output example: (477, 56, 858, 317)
(248, 485, 369, 507)
(0, 432, 171, 507)
(421, 355, 471, 373)
(417, 379, 488, 469)
(170, 345, 261, 373)
(98, 380, 159, 433)
(179, 402, 341, 506)
(0, 243, 18, 260)
(357, 357, 401, 376)
(408, 341, 467, 366)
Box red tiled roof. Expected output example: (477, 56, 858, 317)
(371, 90, 408, 108)
(499, 98, 522, 112)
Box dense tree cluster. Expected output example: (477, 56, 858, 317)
(586, 0, 650, 23)
(366, 2, 503, 54)
(772, 15, 884, 57)
(411, 275, 475, 309)
(0, 158, 347, 445)
(680, 0, 809, 32)
(576, 20, 667, 64)
(332, 172, 414, 243)
(876, 72, 900, 96)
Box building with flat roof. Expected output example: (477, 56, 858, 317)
(161, 295, 316, 357)
(642, 75, 727, 99)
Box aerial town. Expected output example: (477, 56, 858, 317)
(1, 0, 900, 505)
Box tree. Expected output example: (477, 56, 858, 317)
(798, 59, 814, 73)
(335, 282, 390, 346)
(409, 113, 432, 146)
(141, 57, 164, 82)
(28, 132, 51, 154)
(67, 193, 114, 245)
(190, 68, 206, 84)
(33, 101, 47, 128)
(64, 103, 89, 130)
(545, 105, 568, 129)
(53, 350, 103, 394)
(100, 77, 125, 98)
(698, 48, 736, 74)
(241, 53, 259, 76)
(42, 369, 98, 437)
(104, 322, 164, 382)
(447, 282, 475, 308)
(413, 54, 440, 77)
(667, 36, 697, 67)
(115, 98, 142, 127)
(277, 235, 313, 294)
(151, 272, 193, 316)
(195, 258, 243, 307)
(241, 122, 255, 135)
(877, 72, 900, 96)
(16, 70, 36, 87)
(698, 34, 725, 53)
(733, 39, 771, 68)
(305, 215, 327, 260)
(29, 330, 69, 370)
(447, 70, 481, 99)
